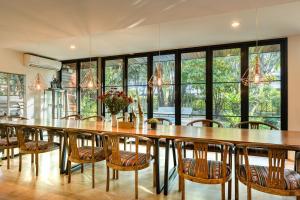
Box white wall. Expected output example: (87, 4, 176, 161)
(288, 35, 300, 131)
(0, 48, 57, 119)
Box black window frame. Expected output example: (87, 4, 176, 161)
(62, 38, 288, 130)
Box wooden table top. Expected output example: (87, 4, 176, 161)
(1, 118, 300, 149)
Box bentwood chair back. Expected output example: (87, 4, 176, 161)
(235, 121, 278, 130)
(16, 126, 58, 176)
(61, 114, 81, 120)
(81, 115, 104, 121)
(175, 138, 233, 200)
(185, 119, 223, 160)
(235, 143, 300, 200)
(186, 119, 223, 128)
(103, 133, 152, 199)
(66, 129, 106, 188)
(0, 124, 19, 169)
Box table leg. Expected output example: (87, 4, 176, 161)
(163, 139, 178, 195)
(154, 138, 163, 194)
(60, 134, 67, 174)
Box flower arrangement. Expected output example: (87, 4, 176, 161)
(148, 118, 159, 129)
(148, 118, 159, 124)
(98, 90, 133, 115)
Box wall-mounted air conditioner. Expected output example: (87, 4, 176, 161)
(23, 54, 62, 71)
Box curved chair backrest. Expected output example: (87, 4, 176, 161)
(145, 118, 172, 125)
(235, 121, 278, 130)
(82, 115, 104, 122)
(175, 138, 233, 182)
(187, 119, 223, 128)
(61, 114, 81, 120)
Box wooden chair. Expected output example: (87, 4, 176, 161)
(61, 114, 81, 120)
(234, 121, 279, 158)
(0, 124, 19, 169)
(16, 126, 59, 176)
(235, 143, 300, 200)
(175, 138, 233, 200)
(103, 133, 153, 199)
(185, 119, 224, 160)
(66, 129, 106, 188)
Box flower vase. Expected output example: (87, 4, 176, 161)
(111, 114, 118, 127)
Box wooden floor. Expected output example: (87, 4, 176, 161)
(0, 148, 296, 200)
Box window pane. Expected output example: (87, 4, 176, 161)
(0, 73, 8, 115)
(128, 57, 148, 119)
(80, 61, 97, 86)
(128, 86, 147, 118)
(128, 57, 147, 86)
(249, 44, 281, 128)
(213, 49, 241, 127)
(61, 63, 77, 88)
(105, 59, 123, 87)
(9, 74, 25, 116)
(181, 51, 206, 125)
(66, 88, 77, 115)
(80, 89, 97, 117)
(153, 54, 175, 123)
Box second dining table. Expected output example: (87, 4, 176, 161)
(1, 118, 300, 197)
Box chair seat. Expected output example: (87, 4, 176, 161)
(239, 165, 300, 190)
(109, 151, 149, 167)
(0, 136, 18, 146)
(184, 142, 222, 152)
(182, 158, 231, 179)
(78, 146, 106, 161)
(24, 141, 51, 151)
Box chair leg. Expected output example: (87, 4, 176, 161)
(247, 185, 251, 200)
(92, 162, 95, 188)
(182, 178, 185, 200)
(81, 163, 84, 173)
(113, 169, 115, 179)
(221, 183, 225, 200)
(215, 152, 218, 161)
(135, 170, 138, 199)
(228, 180, 232, 199)
(116, 170, 119, 179)
(106, 167, 110, 192)
(178, 176, 182, 192)
(35, 153, 38, 176)
(297, 196, 300, 200)
(19, 153, 22, 172)
(68, 160, 71, 183)
(31, 154, 34, 163)
(124, 137, 127, 151)
(7, 148, 10, 169)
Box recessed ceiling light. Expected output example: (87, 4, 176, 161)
(70, 45, 76, 50)
(231, 21, 240, 28)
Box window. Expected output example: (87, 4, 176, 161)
(0, 72, 25, 116)
(80, 61, 98, 117)
(153, 54, 175, 123)
(213, 49, 241, 127)
(249, 44, 281, 128)
(128, 57, 148, 119)
(181, 52, 206, 125)
(61, 63, 77, 115)
(104, 59, 124, 118)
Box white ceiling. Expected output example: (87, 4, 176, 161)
(1, 0, 300, 60)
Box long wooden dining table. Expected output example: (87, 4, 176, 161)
(1, 118, 300, 197)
